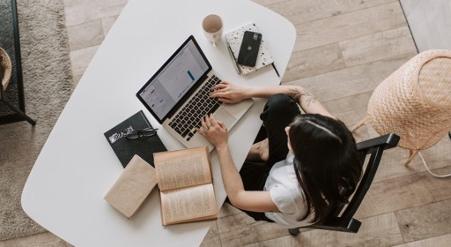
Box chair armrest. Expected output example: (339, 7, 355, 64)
(356, 133, 400, 152)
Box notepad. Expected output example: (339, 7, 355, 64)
(225, 23, 274, 75)
(104, 111, 166, 167)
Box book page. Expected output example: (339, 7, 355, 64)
(154, 147, 211, 191)
(160, 183, 218, 225)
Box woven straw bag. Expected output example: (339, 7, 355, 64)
(0, 47, 13, 92)
(352, 50, 451, 178)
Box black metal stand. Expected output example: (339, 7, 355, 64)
(0, 99, 35, 125)
(0, 84, 35, 125)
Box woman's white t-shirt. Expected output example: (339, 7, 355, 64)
(264, 153, 316, 228)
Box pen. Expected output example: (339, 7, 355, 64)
(226, 44, 241, 74)
(272, 63, 280, 77)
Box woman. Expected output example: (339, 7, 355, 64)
(198, 81, 363, 228)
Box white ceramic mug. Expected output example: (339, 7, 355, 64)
(202, 14, 223, 47)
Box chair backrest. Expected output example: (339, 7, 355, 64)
(308, 133, 400, 233)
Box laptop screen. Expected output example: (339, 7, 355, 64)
(138, 37, 210, 121)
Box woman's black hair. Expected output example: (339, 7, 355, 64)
(288, 114, 363, 223)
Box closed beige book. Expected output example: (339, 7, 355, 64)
(105, 155, 157, 218)
(154, 146, 218, 225)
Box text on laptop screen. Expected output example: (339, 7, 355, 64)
(139, 39, 209, 119)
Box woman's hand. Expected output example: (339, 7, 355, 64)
(210, 81, 251, 104)
(283, 85, 307, 102)
(199, 114, 228, 148)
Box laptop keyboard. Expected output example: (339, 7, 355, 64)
(168, 75, 222, 141)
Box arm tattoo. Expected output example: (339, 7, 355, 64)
(287, 87, 302, 101)
(300, 91, 316, 107)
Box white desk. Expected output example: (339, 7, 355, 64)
(21, 0, 296, 246)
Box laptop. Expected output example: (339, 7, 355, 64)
(137, 35, 253, 150)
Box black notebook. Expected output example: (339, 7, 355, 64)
(104, 110, 166, 167)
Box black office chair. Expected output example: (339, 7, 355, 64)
(288, 133, 400, 236)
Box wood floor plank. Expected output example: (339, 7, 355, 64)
(245, 235, 299, 247)
(320, 91, 378, 144)
(323, 91, 371, 128)
(217, 212, 259, 247)
(67, 19, 105, 50)
(264, 0, 396, 26)
(200, 222, 222, 247)
(368, 129, 451, 183)
(70, 46, 99, 82)
(283, 213, 403, 247)
(355, 172, 434, 219)
(216, 211, 293, 246)
(285, 55, 410, 102)
(421, 166, 451, 202)
(64, 0, 99, 27)
(101, 15, 119, 35)
(393, 233, 451, 247)
(252, 0, 287, 7)
(200, 236, 222, 247)
(294, 2, 406, 51)
(400, 0, 451, 51)
(282, 43, 345, 82)
(395, 199, 451, 242)
(97, 1, 128, 19)
(0, 232, 72, 247)
(253, 221, 292, 243)
(219, 202, 243, 218)
(340, 26, 417, 67)
(64, 0, 127, 27)
(218, 206, 298, 243)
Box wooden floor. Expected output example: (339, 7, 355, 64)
(2, 0, 451, 246)
(400, 0, 451, 51)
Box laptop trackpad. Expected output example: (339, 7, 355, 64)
(212, 108, 236, 128)
(222, 99, 253, 118)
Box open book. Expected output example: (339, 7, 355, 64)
(105, 147, 218, 224)
(154, 147, 218, 225)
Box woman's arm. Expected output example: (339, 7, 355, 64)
(211, 81, 335, 118)
(215, 143, 278, 212)
(210, 81, 293, 103)
(198, 115, 278, 212)
(292, 88, 336, 119)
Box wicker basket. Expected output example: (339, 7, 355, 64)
(0, 47, 13, 91)
(353, 50, 451, 177)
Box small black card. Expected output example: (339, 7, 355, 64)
(104, 110, 166, 167)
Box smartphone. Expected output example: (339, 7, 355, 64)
(238, 31, 262, 67)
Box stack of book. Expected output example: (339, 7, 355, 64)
(104, 112, 218, 225)
(105, 146, 218, 225)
